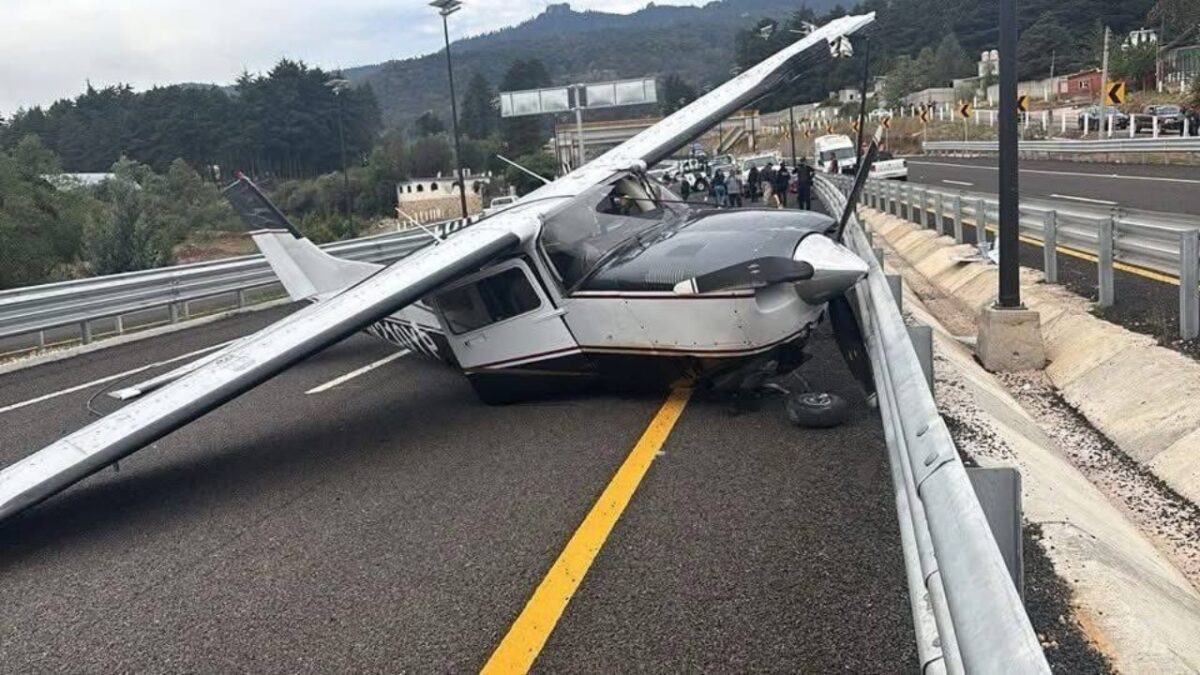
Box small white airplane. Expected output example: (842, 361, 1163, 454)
(0, 12, 877, 524)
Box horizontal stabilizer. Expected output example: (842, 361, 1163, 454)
(0, 225, 518, 523)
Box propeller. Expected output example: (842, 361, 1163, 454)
(673, 257, 814, 295)
(831, 125, 884, 244)
(828, 291, 875, 396)
(828, 123, 884, 394)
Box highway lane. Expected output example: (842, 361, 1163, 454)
(907, 157, 1200, 215)
(0, 307, 912, 670)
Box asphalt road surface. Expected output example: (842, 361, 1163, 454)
(0, 306, 916, 671)
(907, 157, 1200, 215)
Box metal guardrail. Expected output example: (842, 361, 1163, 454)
(0, 217, 476, 348)
(926, 137, 1200, 155)
(847, 174, 1200, 339)
(814, 175, 1050, 674)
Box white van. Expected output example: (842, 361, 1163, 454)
(812, 133, 908, 181)
(813, 135, 858, 175)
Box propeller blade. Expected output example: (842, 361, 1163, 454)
(828, 292, 875, 396)
(673, 257, 814, 295)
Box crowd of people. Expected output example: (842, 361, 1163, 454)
(670, 158, 816, 211)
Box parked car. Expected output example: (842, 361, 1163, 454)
(1135, 104, 1187, 133)
(482, 194, 518, 216)
(1078, 105, 1129, 131)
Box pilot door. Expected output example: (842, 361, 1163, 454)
(432, 259, 580, 374)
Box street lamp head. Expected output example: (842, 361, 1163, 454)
(429, 0, 462, 16)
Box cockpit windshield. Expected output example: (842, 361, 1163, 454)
(539, 173, 680, 289)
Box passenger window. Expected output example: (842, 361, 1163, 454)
(437, 267, 542, 334)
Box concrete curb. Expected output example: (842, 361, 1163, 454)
(0, 298, 294, 378)
(904, 280, 1200, 671)
(860, 207, 1200, 507)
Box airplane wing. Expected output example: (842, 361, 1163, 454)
(0, 225, 517, 521)
(0, 12, 875, 523)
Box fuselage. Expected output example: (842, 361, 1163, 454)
(363, 203, 865, 402)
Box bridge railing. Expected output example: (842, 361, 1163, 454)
(815, 174, 1050, 674)
(0, 217, 476, 350)
(849, 174, 1200, 339)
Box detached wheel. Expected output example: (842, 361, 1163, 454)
(786, 392, 849, 428)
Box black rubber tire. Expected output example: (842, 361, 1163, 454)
(786, 392, 849, 428)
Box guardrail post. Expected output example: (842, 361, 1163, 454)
(1042, 210, 1058, 283)
(80, 320, 92, 345)
(114, 315, 124, 336)
(931, 189, 940, 234)
(237, 289, 247, 308)
(887, 274, 902, 311)
(1182, 230, 1200, 340)
(908, 324, 934, 394)
(975, 198, 988, 249)
(169, 303, 180, 324)
(1098, 214, 1115, 308)
(953, 194, 965, 243)
(37, 331, 46, 349)
(891, 181, 899, 216)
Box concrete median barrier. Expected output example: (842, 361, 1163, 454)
(860, 207, 1200, 507)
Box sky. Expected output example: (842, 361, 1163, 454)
(0, 0, 710, 114)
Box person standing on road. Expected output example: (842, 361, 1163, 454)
(726, 171, 743, 207)
(746, 165, 760, 202)
(794, 158, 814, 210)
(712, 170, 728, 207)
(773, 164, 790, 209)
(761, 165, 775, 207)
(680, 175, 692, 203)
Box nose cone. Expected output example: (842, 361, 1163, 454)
(792, 234, 869, 304)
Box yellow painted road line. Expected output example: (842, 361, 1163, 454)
(481, 387, 693, 674)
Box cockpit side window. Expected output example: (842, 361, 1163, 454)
(435, 267, 542, 334)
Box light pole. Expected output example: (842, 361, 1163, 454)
(997, 0, 1019, 307)
(430, 0, 470, 220)
(325, 78, 352, 226)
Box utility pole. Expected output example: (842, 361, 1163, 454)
(975, 0, 1046, 372)
(854, 37, 871, 164)
(788, 105, 798, 165)
(574, 87, 586, 169)
(431, 0, 470, 220)
(997, 0, 1020, 308)
(1049, 50, 1056, 103)
(325, 79, 353, 227)
(1100, 26, 1111, 136)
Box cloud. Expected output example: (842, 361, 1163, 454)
(0, 0, 705, 114)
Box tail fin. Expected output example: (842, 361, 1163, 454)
(223, 175, 380, 301)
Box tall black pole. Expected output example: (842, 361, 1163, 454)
(788, 105, 798, 165)
(442, 14, 470, 220)
(335, 92, 351, 225)
(855, 37, 871, 164)
(997, 0, 1020, 307)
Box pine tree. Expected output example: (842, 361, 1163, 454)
(459, 73, 497, 139)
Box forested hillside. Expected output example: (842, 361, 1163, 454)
(348, 0, 836, 128)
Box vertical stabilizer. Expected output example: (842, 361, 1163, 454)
(223, 175, 380, 300)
